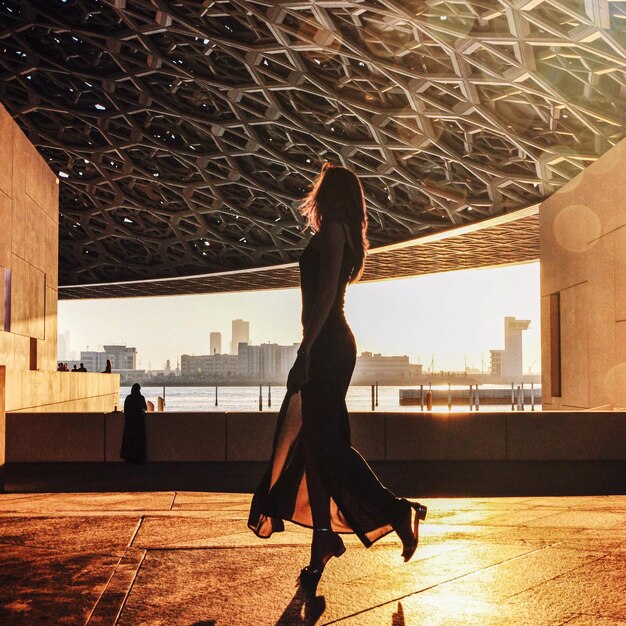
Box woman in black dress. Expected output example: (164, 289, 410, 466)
(248, 163, 427, 592)
(120, 383, 147, 463)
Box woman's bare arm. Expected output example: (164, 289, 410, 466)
(299, 220, 345, 354)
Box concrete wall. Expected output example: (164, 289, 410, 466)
(540, 138, 626, 409)
(6, 410, 625, 463)
(0, 103, 59, 373)
(0, 102, 118, 421)
(5, 370, 119, 413)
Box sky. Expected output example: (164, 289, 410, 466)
(58, 260, 541, 374)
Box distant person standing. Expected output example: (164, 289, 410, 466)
(57, 363, 63, 372)
(121, 383, 147, 463)
(78, 363, 87, 372)
(71, 365, 78, 372)
(102, 359, 112, 373)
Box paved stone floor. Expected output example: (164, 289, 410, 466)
(0, 493, 625, 625)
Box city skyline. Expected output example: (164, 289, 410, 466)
(58, 261, 541, 374)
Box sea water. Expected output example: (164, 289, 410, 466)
(119, 385, 542, 413)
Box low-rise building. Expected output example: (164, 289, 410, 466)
(180, 353, 239, 381)
(352, 352, 421, 383)
(80, 345, 137, 372)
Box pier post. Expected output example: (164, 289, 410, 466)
(475, 386, 480, 411)
(268, 383, 271, 408)
(371, 385, 375, 411)
(531, 382, 535, 411)
(469, 385, 473, 411)
(511, 382, 515, 411)
(420, 385, 424, 411)
(447, 383, 452, 411)
(215, 385, 218, 406)
(259, 385, 263, 411)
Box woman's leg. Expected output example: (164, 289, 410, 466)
(304, 443, 331, 530)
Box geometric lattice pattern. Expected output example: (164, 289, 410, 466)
(0, 1, 624, 290)
(59, 205, 539, 299)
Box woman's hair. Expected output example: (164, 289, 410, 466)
(131, 383, 141, 395)
(300, 162, 369, 283)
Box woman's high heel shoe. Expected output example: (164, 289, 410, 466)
(299, 529, 346, 593)
(397, 502, 427, 563)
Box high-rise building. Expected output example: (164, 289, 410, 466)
(230, 319, 250, 355)
(502, 317, 530, 378)
(210, 332, 222, 355)
(489, 317, 530, 379)
(57, 330, 70, 361)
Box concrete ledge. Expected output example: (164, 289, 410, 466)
(148, 412, 226, 462)
(226, 412, 277, 461)
(385, 412, 507, 461)
(507, 411, 626, 460)
(349, 413, 386, 461)
(5, 410, 626, 464)
(6, 413, 104, 462)
(5, 370, 119, 413)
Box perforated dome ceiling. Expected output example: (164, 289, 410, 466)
(0, 0, 624, 295)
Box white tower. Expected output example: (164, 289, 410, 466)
(501, 316, 530, 379)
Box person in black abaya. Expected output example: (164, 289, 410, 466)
(248, 163, 427, 594)
(121, 383, 147, 463)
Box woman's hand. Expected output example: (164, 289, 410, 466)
(287, 351, 310, 393)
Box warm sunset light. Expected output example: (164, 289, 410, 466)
(58, 262, 541, 375)
(1, 1, 624, 624)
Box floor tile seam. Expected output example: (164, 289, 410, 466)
(112, 550, 147, 626)
(502, 553, 610, 603)
(137, 542, 308, 552)
(0, 511, 200, 519)
(557, 613, 585, 625)
(0, 539, 131, 558)
(471, 509, 582, 527)
(84, 548, 148, 626)
(83, 519, 145, 624)
(471, 509, 572, 525)
(323, 543, 562, 624)
(83, 548, 133, 625)
(128, 516, 145, 548)
(0, 509, 175, 515)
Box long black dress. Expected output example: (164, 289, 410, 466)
(248, 224, 409, 547)
(120, 391, 147, 463)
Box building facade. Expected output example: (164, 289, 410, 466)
(352, 352, 421, 383)
(237, 342, 299, 382)
(230, 319, 249, 355)
(209, 332, 222, 355)
(180, 353, 239, 381)
(80, 345, 137, 372)
(502, 317, 530, 379)
(489, 349, 504, 378)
